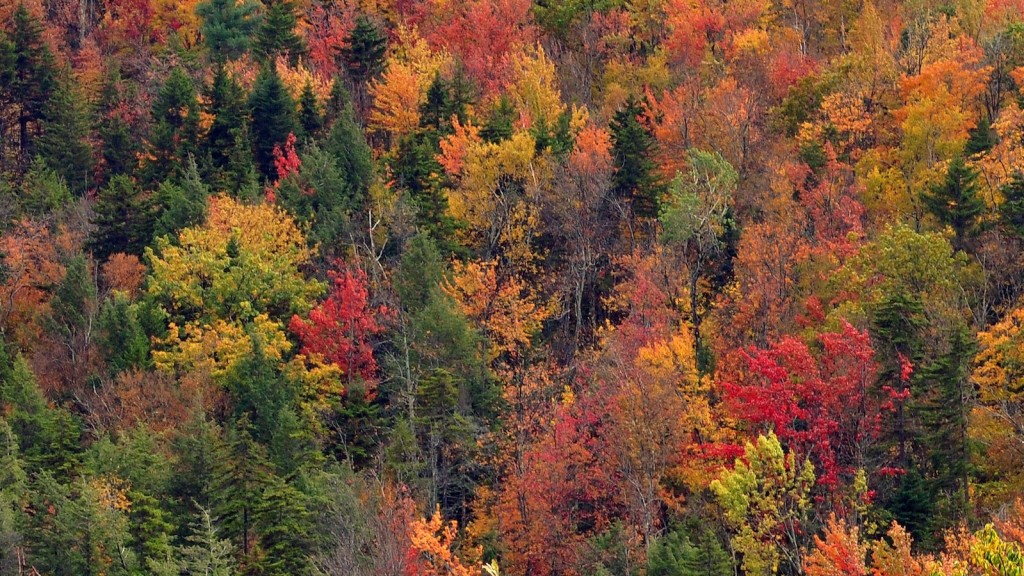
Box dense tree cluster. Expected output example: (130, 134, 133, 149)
(5, 0, 1024, 573)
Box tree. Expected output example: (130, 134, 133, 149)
(197, 0, 259, 62)
(289, 264, 383, 386)
(610, 95, 662, 219)
(324, 85, 373, 198)
(254, 0, 304, 63)
(153, 157, 209, 240)
(5, 3, 56, 158)
(89, 175, 155, 259)
(212, 415, 271, 562)
(711, 433, 816, 576)
(647, 526, 732, 576)
(176, 506, 236, 576)
(922, 156, 985, 250)
(202, 66, 256, 195)
(95, 70, 142, 183)
(999, 171, 1024, 238)
(803, 516, 868, 576)
(406, 504, 482, 576)
(36, 76, 93, 195)
(339, 15, 387, 86)
(97, 291, 150, 374)
(144, 68, 201, 185)
(249, 66, 297, 179)
(297, 81, 323, 138)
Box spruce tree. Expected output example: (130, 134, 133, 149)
(97, 292, 150, 374)
(324, 85, 373, 196)
(339, 15, 387, 85)
(18, 157, 71, 217)
(212, 415, 270, 559)
(646, 527, 732, 576)
(176, 506, 236, 576)
(203, 66, 257, 194)
(197, 0, 259, 62)
(999, 171, 1024, 238)
(249, 65, 297, 179)
(610, 95, 662, 218)
(297, 81, 323, 139)
(89, 174, 155, 259)
(922, 156, 985, 250)
(144, 68, 200, 185)
(154, 156, 209, 239)
(480, 96, 515, 143)
(255, 475, 312, 575)
(36, 76, 92, 195)
(254, 0, 304, 63)
(7, 4, 56, 158)
(96, 70, 141, 183)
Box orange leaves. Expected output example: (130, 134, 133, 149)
(0, 219, 68, 349)
(804, 516, 868, 576)
(100, 253, 146, 298)
(407, 505, 482, 576)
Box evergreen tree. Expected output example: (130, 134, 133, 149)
(212, 415, 270, 560)
(480, 96, 515, 143)
(96, 70, 141, 183)
(36, 75, 92, 195)
(999, 171, 1024, 238)
(339, 15, 387, 85)
(18, 156, 71, 217)
(0, 418, 27, 576)
(254, 0, 304, 63)
(144, 68, 201, 185)
(176, 506, 236, 576)
(197, 0, 259, 62)
(965, 117, 995, 155)
(647, 526, 732, 576)
(888, 468, 935, 548)
(154, 156, 209, 239)
(324, 87, 373, 196)
(249, 65, 297, 178)
(610, 95, 662, 218)
(255, 475, 312, 575)
(97, 292, 150, 374)
(392, 134, 460, 252)
(922, 156, 985, 250)
(415, 368, 475, 519)
(89, 174, 155, 259)
(297, 81, 323, 139)
(6, 4, 57, 158)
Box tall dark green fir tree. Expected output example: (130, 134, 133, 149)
(88, 174, 155, 259)
(197, 0, 259, 62)
(922, 156, 985, 251)
(339, 15, 387, 86)
(999, 171, 1024, 238)
(610, 95, 662, 219)
(254, 0, 304, 63)
(249, 65, 297, 179)
(36, 75, 93, 195)
(144, 67, 201, 185)
(6, 3, 56, 159)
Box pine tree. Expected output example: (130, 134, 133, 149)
(610, 95, 662, 219)
(97, 291, 150, 374)
(249, 65, 297, 179)
(212, 415, 270, 560)
(154, 156, 209, 239)
(922, 156, 985, 250)
(480, 96, 515, 143)
(392, 133, 459, 251)
(176, 506, 236, 576)
(18, 156, 71, 217)
(89, 175, 155, 259)
(197, 0, 259, 62)
(144, 68, 200, 185)
(324, 86, 373, 196)
(297, 81, 323, 139)
(999, 171, 1024, 238)
(96, 70, 141, 183)
(339, 15, 387, 85)
(254, 0, 304, 63)
(255, 475, 312, 575)
(36, 76, 93, 195)
(6, 4, 57, 158)
(203, 66, 258, 195)
(647, 526, 732, 576)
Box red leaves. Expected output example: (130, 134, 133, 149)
(289, 263, 386, 386)
(722, 321, 880, 490)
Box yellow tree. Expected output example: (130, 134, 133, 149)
(407, 505, 483, 576)
(146, 195, 323, 377)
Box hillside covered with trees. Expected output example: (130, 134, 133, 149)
(5, 0, 1024, 572)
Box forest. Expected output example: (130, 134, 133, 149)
(4, 0, 1024, 572)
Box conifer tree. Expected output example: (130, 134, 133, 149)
(212, 415, 270, 560)
(254, 0, 304, 63)
(96, 70, 141, 183)
(144, 68, 201, 185)
(197, 0, 259, 62)
(6, 4, 56, 158)
(999, 171, 1024, 238)
(97, 292, 150, 374)
(339, 15, 387, 86)
(176, 506, 236, 576)
(36, 76, 92, 195)
(89, 175, 155, 259)
(18, 157, 71, 217)
(324, 85, 373, 196)
(297, 81, 323, 139)
(249, 65, 297, 178)
(154, 157, 209, 239)
(610, 95, 662, 218)
(647, 527, 733, 576)
(922, 156, 985, 250)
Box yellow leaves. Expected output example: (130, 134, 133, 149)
(153, 314, 291, 379)
(90, 476, 132, 513)
(507, 46, 565, 130)
(369, 25, 451, 141)
(276, 57, 332, 104)
(976, 103, 1024, 198)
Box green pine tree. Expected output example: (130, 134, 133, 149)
(339, 15, 387, 85)
(18, 156, 71, 217)
(212, 415, 271, 561)
(255, 475, 312, 575)
(89, 174, 155, 259)
(197, 0, 259, 62)
(999, 171, 1024, 238)
(36, 75, 92, 195)
(324, 86, 373, 196)
(922, 156, 985, 250)
(297, 81, 323, 139)
(249, 65, 297, 179)
(96, 70, 142, 183)
(176, 506, 236, 576)
(254, 0, 304, 63)
(647, 526, 732, 576)
(154, 156, 209, 239)
(6, 3, 57, 158)
(610, 95, 663, 219)
(144, 68, 201, 185)
(97, 292, 150, 374)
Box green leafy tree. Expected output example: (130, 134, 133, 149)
(97, 292, 150, 374)
(647, 526, 732, 576)
(153, 157, 209, 240)
(177, 506, 236, 576)
(297, 81, 323, 139)
(18, 156, 71, 217)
